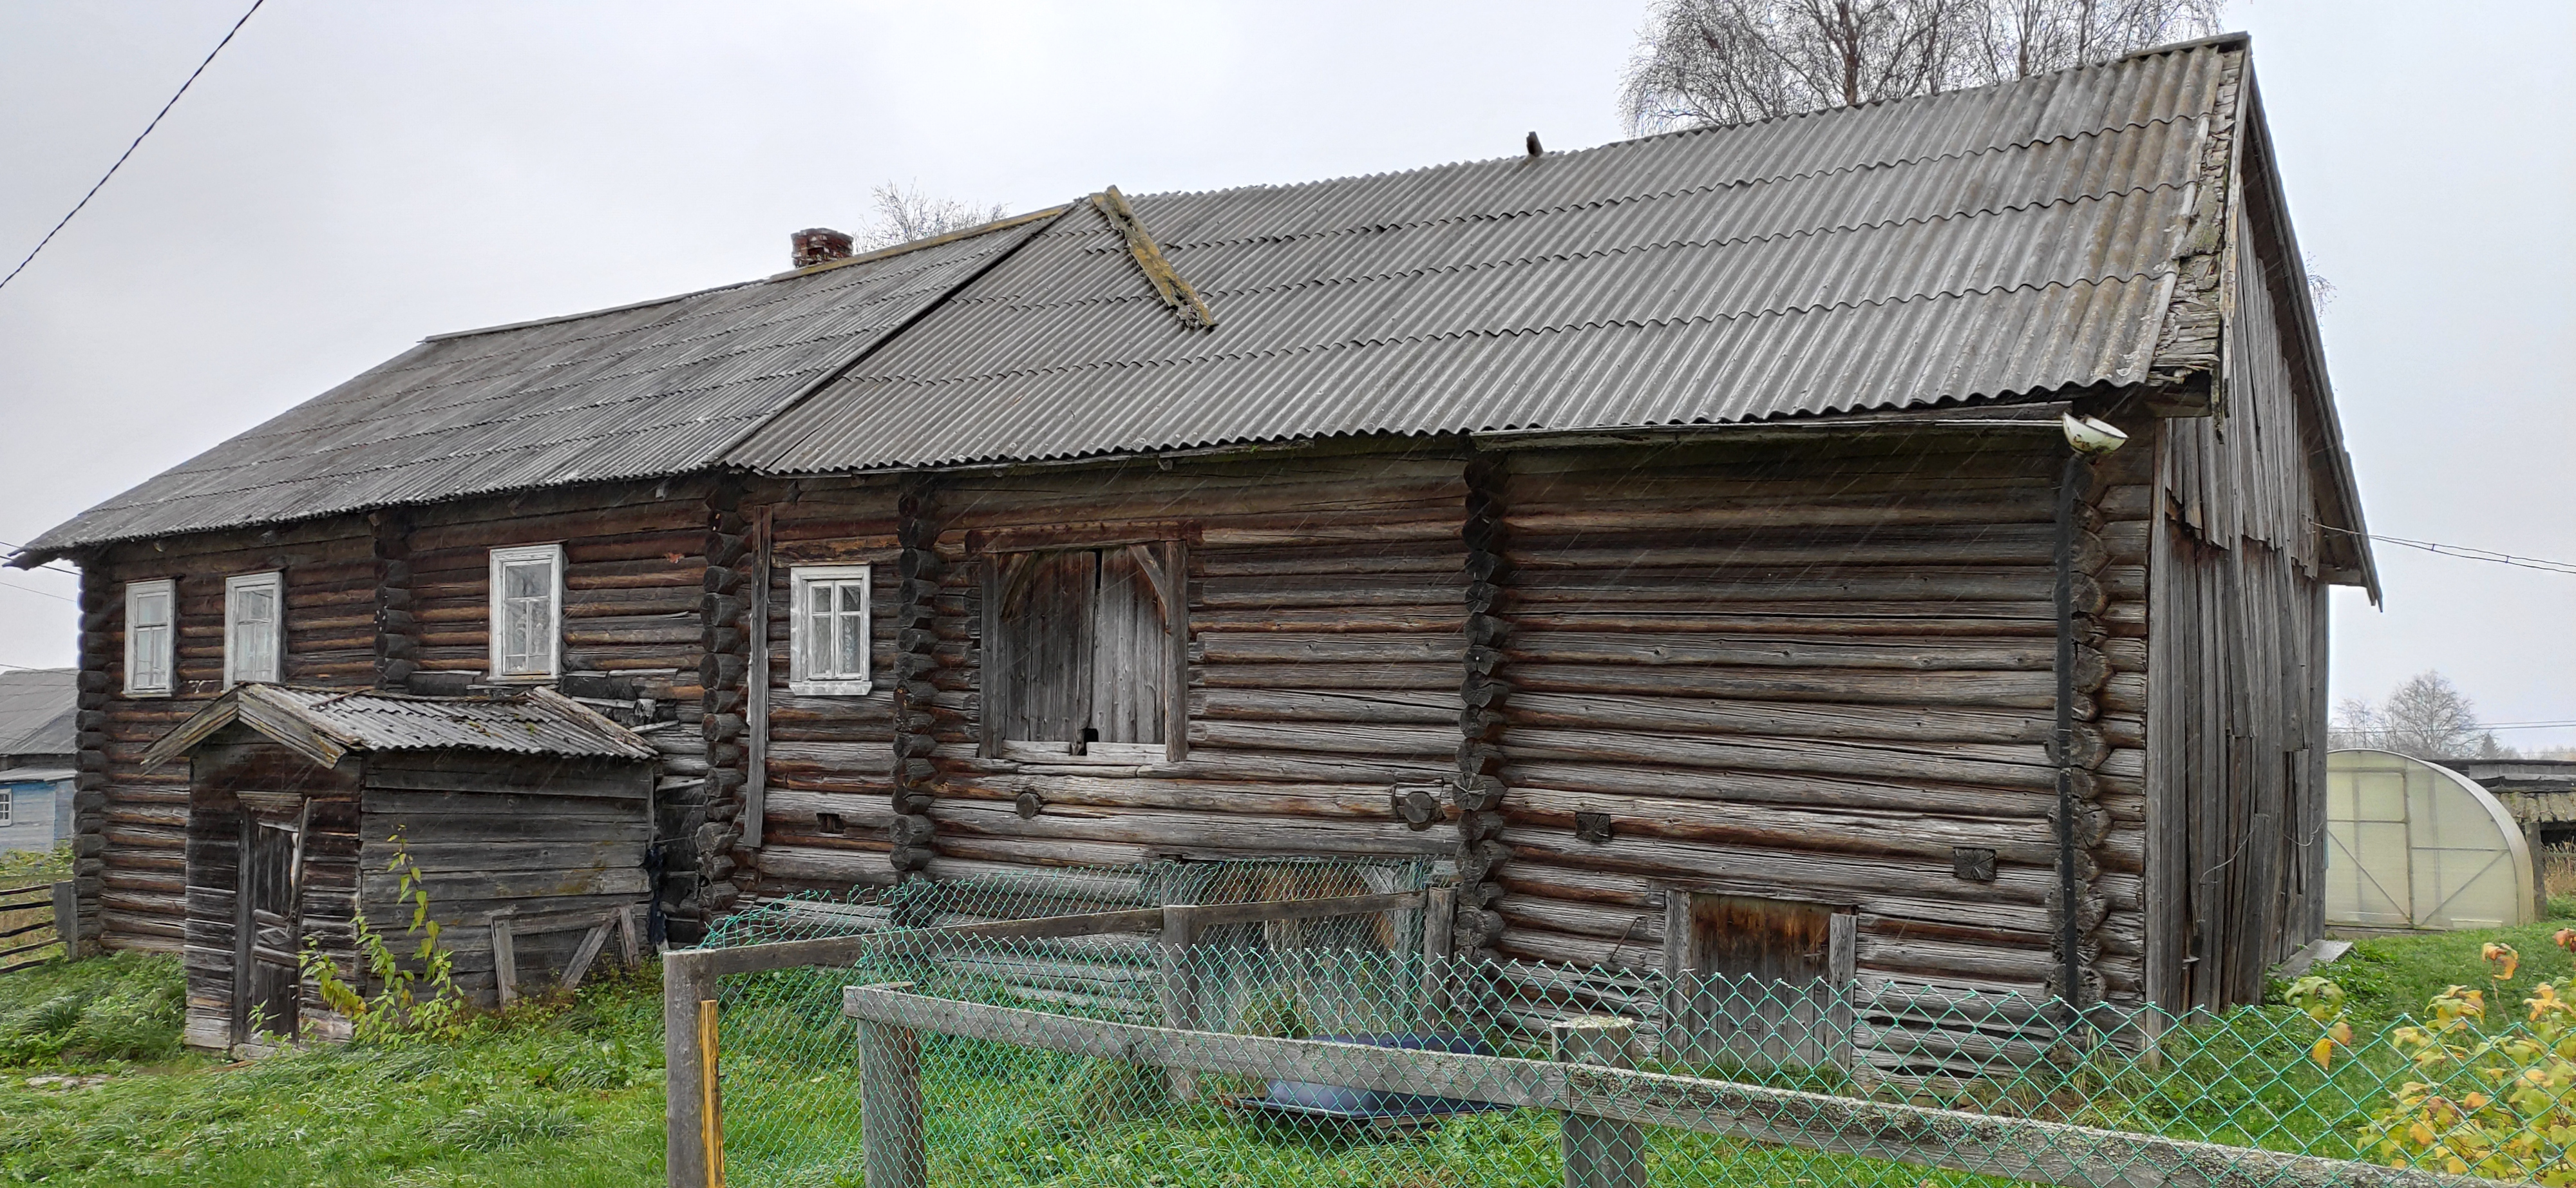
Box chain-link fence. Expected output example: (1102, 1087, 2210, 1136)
(679, 862, 2537, 1187)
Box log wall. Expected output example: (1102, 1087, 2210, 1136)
(1478, 430, 2147, 1004)
(744, 445, 1472, 895)
(88, 520, 377, 953)
(80, 477, 721, 953)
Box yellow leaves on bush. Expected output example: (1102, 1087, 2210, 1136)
(2345, 947, 2576, 1183)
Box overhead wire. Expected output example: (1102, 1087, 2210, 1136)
(2317, 523, 2576, 578)
(0, 0, 267, 293)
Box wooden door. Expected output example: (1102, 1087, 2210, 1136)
(1667, 892, 1853, 1070)
(232, 811, 304, 1042)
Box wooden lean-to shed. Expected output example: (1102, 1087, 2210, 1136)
(140, 684, 658, 1049)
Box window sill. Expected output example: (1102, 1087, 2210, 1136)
(788, 680, 876, 698)
(122, 688, 172, 700)
(483, 673, 558, 685)
(996, 740, 1168, 765)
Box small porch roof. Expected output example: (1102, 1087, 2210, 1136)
(138, 684, 658, 773)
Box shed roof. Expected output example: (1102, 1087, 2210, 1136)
(19, 211, 1060, 556)
(138, 684, 659, 772)
(0, 669, 75, 758)
(735, 39, 2240, 473)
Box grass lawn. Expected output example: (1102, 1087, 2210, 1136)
(1, 901, 2568, 1188)
(0, 953, 666, 1187)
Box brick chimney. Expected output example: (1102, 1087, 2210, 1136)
(791, 227, 854, 270)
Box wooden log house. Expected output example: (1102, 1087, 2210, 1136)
(15, 35, 2371, 1032)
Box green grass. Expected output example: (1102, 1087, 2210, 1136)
(7, 912, 2574, 1188)
(0, 955, 666, 1187)
(2318, 907, 2576, 1028)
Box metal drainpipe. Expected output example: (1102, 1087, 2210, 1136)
(2053, 447, 2087, 1017)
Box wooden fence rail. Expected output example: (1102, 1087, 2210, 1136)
(0, 881, 75, 975)
(663, 888, 1439, 1188)
(840, 982, 2497, 1188)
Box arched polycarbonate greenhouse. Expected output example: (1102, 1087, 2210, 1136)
(2327, 749, 2538, 932)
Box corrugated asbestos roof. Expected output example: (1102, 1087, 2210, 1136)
(139, 684, 657, 772)
(21, 214, 1055, 555)
(27, 38, 2311, 561)
(732, 41, 2235, 473)
(0, 669, 75, 758)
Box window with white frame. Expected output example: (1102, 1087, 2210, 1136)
(788, 564, 873, 695)
(0, 789, 12, 827)
(488, 544, 564, 680)
(124, 579, 176, 696)
(224, 571, 284, 686)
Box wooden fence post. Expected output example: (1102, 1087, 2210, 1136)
(664, 950, 713, 1188)
(50, 881, 77, 959)
(697, 999, 725, 1188)
(1158, 903, 1202, 1101)
(860, 1012, 926, 1188)
(1551, 1015, 1645, 1188)
(1422, 885, 1455, 1026)
(488, 910, 518, 1007)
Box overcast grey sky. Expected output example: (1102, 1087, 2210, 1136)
(1, 2, 2568, 744)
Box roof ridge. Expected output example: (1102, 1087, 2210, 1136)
(419, 206, 1067, 346)
(1110, 36, 2242, 209)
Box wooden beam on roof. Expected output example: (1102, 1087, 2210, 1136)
(1092, 186, 1216, 331)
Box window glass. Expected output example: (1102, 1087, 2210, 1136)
(488, 546, 562, 679)
(125, 580, 175, 695)
(788, 566, 871, 693)
(225, 573, 283, 685)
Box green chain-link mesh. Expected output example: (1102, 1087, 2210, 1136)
(695, 863, 2497, 1187)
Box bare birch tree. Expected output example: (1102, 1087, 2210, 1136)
(1621, 0, 2224, 133)
(856, 182, 1010, 251)
(2331, 670, 2511, 760)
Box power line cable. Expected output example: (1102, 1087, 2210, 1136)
(0, 581, 74, 604)
(0, 0, 267, 293)
(2318, 523, 2576, 578)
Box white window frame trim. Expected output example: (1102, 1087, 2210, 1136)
(0, 788, 12, 827)
(486, 543, 566, 682)
(223, 570, 286, 687)
(124, 578, 177, 697)
(787, 563, 874, 696)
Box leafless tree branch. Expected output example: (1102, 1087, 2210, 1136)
(1622, 0, 2223, 134)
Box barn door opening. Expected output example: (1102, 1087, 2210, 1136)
(987, 542, 1180, 761)
(1665, 891, 1854, 1071)
(233, 806, 306, 1044)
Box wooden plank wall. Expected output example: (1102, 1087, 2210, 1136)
(359, 752, 654, 1006)
(1476, 432, 2149, 1006)
(88, 521, 377, 953)
(179, 736, 362, 1050)
(744, 446, 1470, 896)
(2141, 202, 2334, 1014)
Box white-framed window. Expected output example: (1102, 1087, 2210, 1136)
(124, 578, 176, 696)
(788, 564, 873, 696)
(487, 544, 564, 681)
(223, 571, 284, 686)
(0, 789, 12, 827)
